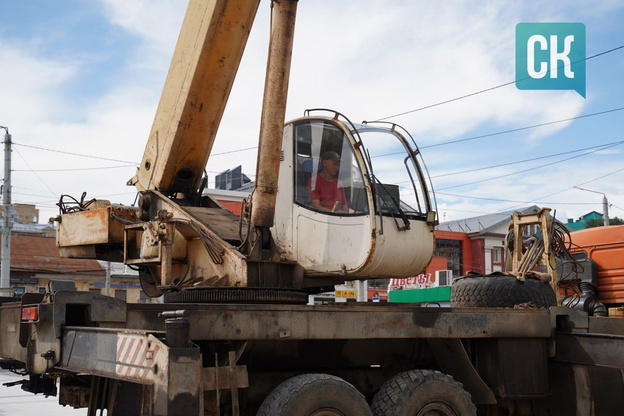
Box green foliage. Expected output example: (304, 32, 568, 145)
(585, 217, 624, 228)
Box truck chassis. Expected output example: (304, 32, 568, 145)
(2, 292, 623, 415)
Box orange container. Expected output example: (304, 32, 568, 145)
(569, 225, 624, 306)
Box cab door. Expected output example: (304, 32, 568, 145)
(288, 117, 373, 276)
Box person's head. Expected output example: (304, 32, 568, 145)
(321, 151, 341, 178)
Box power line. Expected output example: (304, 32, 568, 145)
(13, 164, 138, 172)
(500, 166, 624, 212)
(13, 147, 57, 197)
(436, 191, 598, 205)
(13, 191, 59, 199)
(431, 140, 624, 179)
(167, 104, 624, 162)
(374, 44, 624, 121)
(436, 141, 623, 191)
(13, 143, 138, 164)
(15, 103, 622, 171)
(421, 107, 624, 150)
(211, 146, 257, 156)
(372, 106, 624, 160)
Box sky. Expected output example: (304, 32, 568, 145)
(0, 0, 623, 226)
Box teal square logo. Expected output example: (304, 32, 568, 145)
(516, 23, 586, 98)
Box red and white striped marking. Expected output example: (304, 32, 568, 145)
(116, 334, 159, 379)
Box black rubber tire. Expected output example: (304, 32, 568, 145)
(257, 373, 372, 416)
(371, 370, 476, 416)
(450, 274, 556, 308)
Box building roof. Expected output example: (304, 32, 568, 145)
(1, 234, 105, 275)
(580, 211, 602, 220)
(437, 205, 540, 234)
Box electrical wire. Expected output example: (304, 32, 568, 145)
(501, 166, 624, 212)
(13, 164, 138, 172)
(191, 105, 624, 160)
(373, 45, 624, 121)
(13, 147, 56, 197)
(437, 141, 623, 191)
(13, 143, 137, 164)
(422, 107, 624, 151)
(436, 191, 598, 206)
(431, 140, 624, 179)
(57, 192, 97, 214)
(211, 146, 258, 156)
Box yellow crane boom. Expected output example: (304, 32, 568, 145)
(129, 0, 260, 196)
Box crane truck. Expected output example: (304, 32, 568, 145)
(1, 1, 624, 415)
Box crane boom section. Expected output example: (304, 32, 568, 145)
(131, 0, 260, 195)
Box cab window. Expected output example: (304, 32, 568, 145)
(293, 120, 368, 215)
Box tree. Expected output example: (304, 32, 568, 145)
(585, 217, 624, 228)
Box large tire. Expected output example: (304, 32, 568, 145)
(371, 370, 476, 416)
(257, 373, 372, 416)
(450, 274, 556, 308)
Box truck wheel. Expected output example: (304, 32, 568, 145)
(371, 370, 476, 416)
(450, 274, 556, 308)
(257, 373, 372, 416)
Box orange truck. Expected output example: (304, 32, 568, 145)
(569, 225, 624, 308)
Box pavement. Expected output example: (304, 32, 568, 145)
(0, 369, 86, 416)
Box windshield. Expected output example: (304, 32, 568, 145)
(355, 125, 432, 219)
(293, 120, 369, 215)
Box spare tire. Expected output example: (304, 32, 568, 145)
(451, 274, 556, 308)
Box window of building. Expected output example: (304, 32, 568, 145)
(492, 247, 502, 264)
(114, 289, 126, 301)
(38, 287, 46, 294)
(491, 246, 505, 272)
(89, 288, 102, 295)
(522, 224, 541, 237)
(435, 239, 463, 278)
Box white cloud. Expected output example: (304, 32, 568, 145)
(2, 0, 623, 224)
(0, 40, 78, 127)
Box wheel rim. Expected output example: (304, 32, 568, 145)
(310, 409, 345, 416)
(416, 402, 457, 416)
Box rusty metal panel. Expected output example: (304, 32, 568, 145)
(589, 316, 624, 336)
(182, 207, 247, 243)
(202, 365, 249, 390)
(163, 348, 202, 416)
(57, 206, 137, 247)
(57, 208, 112, 246)
(0, 302, 26, 364)
(58, 326, 204, 416)
(125, 304, 553, 341)
(554, 332, 624, 369)
(59, 328, 167, 385)
(476, 338, 550, 399)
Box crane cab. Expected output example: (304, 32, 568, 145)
(273, 110, 437, 285)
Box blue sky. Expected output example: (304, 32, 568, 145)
(0, 0, 622, 224)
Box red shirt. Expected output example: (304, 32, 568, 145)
(309, 174, 347, 211)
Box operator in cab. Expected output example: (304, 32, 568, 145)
(309, 151, 349, 213)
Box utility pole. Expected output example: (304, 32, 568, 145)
(602, 194, 610, 226)
(1, 126, 12, 296)
(574, 186, 609, 226)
